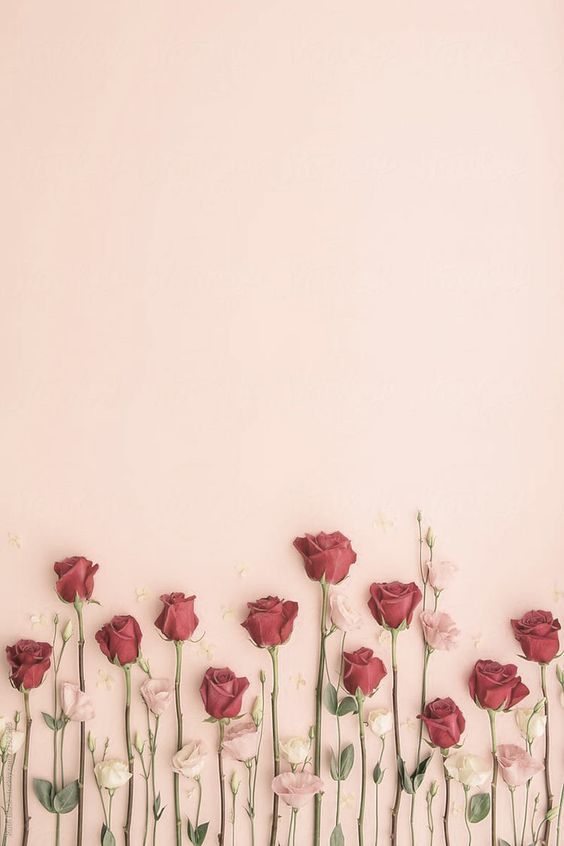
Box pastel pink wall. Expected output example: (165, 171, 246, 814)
(1, 2, 563, 844)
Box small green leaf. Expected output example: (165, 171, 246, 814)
(41, 713, 63, 732)
(397, 757, 414, 794)
(33, 778, 55, 812)
(187, 819, 196, 843)
(411, 754, 432, 792)
(330, 824, 345, 846)
(498, 840, 511, 846)
(101, 825, 116, 846)
(339, 744, 355, 780)
(329, 750, 340, 781)
(373, 763, 384, 784)
(195, 822, 209, 844)
(337, 696, 358, 717)
(54, 780, 79, 814)
(324, 683, 338, 716)
(469, 792, 490, 823)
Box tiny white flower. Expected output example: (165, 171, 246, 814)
(367, 708, 393, 738)
(280, 736, 310, 766)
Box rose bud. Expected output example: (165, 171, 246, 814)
(418, 697, 465, 749)
(329, 591, 362, 632)
(511, 610, 561, 664)
(94, 759, 132, 791)
(293, 532, 357, 585)
(172, 740, 207, 779)
(343, 648, 387, 698)
(61, 682, 95, 721)
(140, 678, 175, 717)
(444, 752, 491, 788)
(496, 744, 544, 788)
(155, 593, 199, 642)
(95, 615, 142, 667)
(271, 772, 324, 809)
(368, 582, 422, 630)
(6, 640, 52, 690)
(420, 610, 460, 651)
(200, 667, 249, 720)
(241, 596, 298, 648)
(54, 556, 99, 604)
(222, 715, 260, 763)
(469, 660, 529, 711)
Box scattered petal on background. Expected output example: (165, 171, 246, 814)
(8, 533, 22, 548)
(341, 793, 355, 810)
(221, 605, 235, 620)
(374, 512, 395, 532)
(29, 613, 48, 629)
(135, 586, 150, 602)
(97, 669, 114, 690)
(290, 673, 306, 691)
(235, 562, 249, 577)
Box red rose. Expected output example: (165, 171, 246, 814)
(241, 596, 299, 648)
(54, 556, 99, 603)
(368, 581, 422, 630)
(200, 667, 250, 720)
(469, 660, 529, 711)
(155, 593, 199, 642)
(343, 647, 387, 697)
(511, 610, 560, 664)
(95, 615, 142, 666)
(293, 531, 357, 584)
(6, 639, 52, 690)
(418, 697, 465, 749)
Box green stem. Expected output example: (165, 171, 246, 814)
(488, 709, 498, 846)
(137, 746, 150, 846)
(247, 762, 255, 846)
(426, 792, 435, 846)
(75, 601, 85, 846)
(251, 674, 265, 820)
(218, 722, 226, 846)
(287, 809, 297, 846)
(374, 737, 385, 846)
(313, 580, 329, 846)
(60, 721, 67, 789)
(147, 709, 159, 846)
(356, 693, 366, 846)
(195, 776, 202, 828)
(463, 786, 472, 846)
(21, 691, 31, 846)
(556, 783, 563, 846)
(335, 632, 346, 827)
(90, 749, 108, 827)
(108, 792, 114, 833)
(442, 758, 451, 846)
(268, 647, 280, 846)
(174, 641, 184, 846)
(521, 781, 530, 846)
(510, 787, 518, 846)
(231, 783, 236, 846)
(390, 628, 402, 846)
(292, 809, 298, 846)
(123, 665, 133, 846)
(540, 663, 553, 845)
(52, 627, 61, 846)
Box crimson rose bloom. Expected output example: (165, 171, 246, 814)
(96, 615, 142, 666)
(6, 639, 52, 690)
(511, 610, 560, 664)
(469, 660, 529, 711)
(155, 593, 199, 642)
(54, 556, 99, 603)
(200, 667, 250, 720)
(241, 596, 299, 648)
(368, 581, 422, 630)
(419, 697, 465, 749)
(343, 647, 387, 697)
(293, 531, 357, 584)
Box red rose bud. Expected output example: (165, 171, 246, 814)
(241, 596, 299, 648)
(511, 610, 560, 664)
(343, 647, 387, 697)
(200, 667, 250, 720)
(155, 593, 199, 642)
(54, 556, 99, 603)
(418, 697, 465, 749)
(293, 532, 357, 585)
(368, 581, 422, 630)
(95, 615, 142, 666)
(469, 660, 529, 711)
(6, 639, 52, 690)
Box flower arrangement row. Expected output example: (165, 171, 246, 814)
(1, 515, 562, 846)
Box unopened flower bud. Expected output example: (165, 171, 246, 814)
(137, 655, 150, 675)
(259, 670, 267, 684)
(53, 614, 59, 627)
(429, 780, 439, 798)
(230, 771, 240, 795)
(251, 697, 263, 728)
(425, 527, 435, 548)
(62, 620, 73, 642)
(134, 732, 144, 754)
(87, 731, 96, 753)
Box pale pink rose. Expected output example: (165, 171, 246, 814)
(497, 744, 544, 788)
(140, 678, 175, 716)
(329, 591, 362, 632)
(425, 560, 457, 591)
(420, 610, 460, 651)
(222, 715, 259, 762)
(61, 683, 95, 721)
(271, 772, 324, 809)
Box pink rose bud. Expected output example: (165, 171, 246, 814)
(420, 610, 460, 651)
(271, 771, 324, 809)
(140, 678, 175, 716)
(425, 560, 457, 592)
(496, 744, 544, 788)
(329, 591, 362, 632)
(222, 715, 260, 763)
(61, 682, 95, 721)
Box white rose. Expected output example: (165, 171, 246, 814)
(94, 759, 132, 791)
(445, 752, 491, 788)
(367, 708, 393, 738)
(329, 592, 362, 632)
(172, 741, 207, 779)
(280, 736, 311, 766)
(515, 707, 546, 742)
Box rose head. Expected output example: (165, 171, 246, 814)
(469, 660, 529, 711)
(6, 639, 52, 690)
(95, 615, 142, 666)
(54, 556, 99, 603)
(200, 667, 249, 720)
(241, 596, 298, 648)
(497, 743, 544, 788)
(343, 647, 387, 697)
(368, 581, 422, 630)
(293, 531, 357, 584)
(511, 610, 560, 664)
(419, 697, 465, 749)
(155, 593, 199, 642)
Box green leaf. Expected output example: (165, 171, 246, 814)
(498, 840, 511, 846)
(54, 780, 79, 814)
(324, 683, 338, 716)
(397, 757, 414, 794)
(339, 744, 355, 780)
(411, 754, 432, 792)
(330, 824, 345, 846)
(337, 696, 358, 717)
(373, 763, 384, 784)
(33, 778, 55, 812)
(195, 822, 209, 845)
(469, 792, 490, 823)
(101, 825, 116, 846)
(329, 750, 340, 781)
(41, 712, 64, 732)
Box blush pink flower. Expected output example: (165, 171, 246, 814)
(140, 678, 175, 717)
(271, 772, 324, 809)
(496, 744, 544, 788)
(420, 610, 460, 651)
(222, 715, 259, 762)
(61, 682, 95, 721)
(329, 591, 362, 632)
(425, 560, 457, 592)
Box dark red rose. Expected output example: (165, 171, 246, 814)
(95, 615, 142, 666)
(200, 667, 249, 719)
(293, 532, 357, 584)
(155, 593, 199, 642)
(6, 640, 52, 690)
(418, 697, 465, 749)
(511, 610, 560, 664)
(343, 647, 387, 697)
(469, 660, 529, 711)
(241, 596, 299, 648)
(368, 581, 422, 630)
(54, 556, 99, 603)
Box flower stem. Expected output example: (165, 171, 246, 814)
(147, 710, 160, 846)
(487, 709, 498, 846)
(52, 619, 61, 846)
(313, 580, 329, 846)
(426, 789, 435, 846)
(374, 737, 385, 846)
(231, 781, 236, 846)
(335, 632, 346, 827)
(356, 693, 366, 846)
(442, 757, 451, 846)
(136, 745, 150, 846)
(246, 762, 255, 846)
(75, 601, 86, 846)
(268, 647, 280, 846)
(218, 721, 226, 846)
(463, 786, 472, 846)
(174, 641, 184, 846)
(123, 665, 133, 846)
(556, 783, 563, 846)
(292, 809, 298, 846)
(21, 691, 31, 846)
(521, 774, 531, 846)
(410, 643, 431, 844)
(509, 787, 518, 846)
(390, 628, 402, 846)
(540, 663, 553, 845)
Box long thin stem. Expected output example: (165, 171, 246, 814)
(487, 709, 498, 846)
(52, 619, 61, 846)
(556, 783, 563, 846)
(374, 737, 385, 846)
(60, 722, 67, 788)
(463, 786, 472, 846)
(137, 745, 150, 846)
(390, 628, 402, 846)
(509, 787, 518, 846)
(313, 580, 329, 846)
(231, 782, 236, 846)
(218, 722, 226, 846)
(442, 759, 451, 846)
(21, 692, 31, 846)
(1, 758, 7, 846)
(292, 809, 298, 846)
(521, 777, 531, 846)
(335, 632, 346, 827)
(540, 663, 553, 845)
(174, 641, 184, 846)
(123, 665, 133, 846)
(426, 791, 435, 846)
(246, 762, 255, 846)
(268, 647, 280, 846)
(90, 749, 108, 827)
(75, 602, 85, 846)
(356, 693, 366, 846)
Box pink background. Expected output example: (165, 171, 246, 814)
(1, 2, 563, 844)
